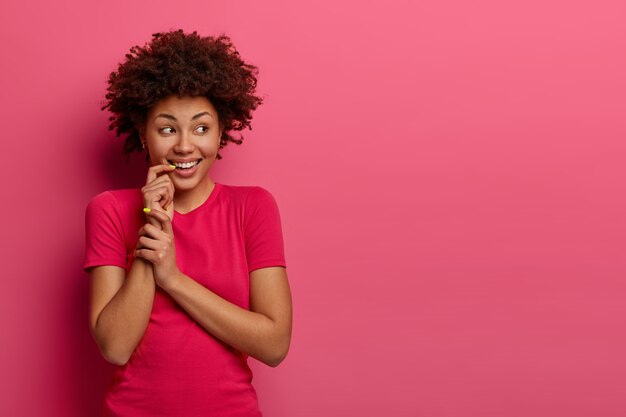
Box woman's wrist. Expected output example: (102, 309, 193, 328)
(160, 269, 184, 293)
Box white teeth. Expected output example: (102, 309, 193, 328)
(172, 160, 199, 169)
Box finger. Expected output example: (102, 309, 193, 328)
(143, 177, 174, 196)
(167, 181, 175, 209)
(145, 172, 175, 187)
(134, 248, 156, 263)
(137, 235, 161, 251)
(145, 206, 169, 224)
(143, 184, 169, 207)
(143, 184, 174, 210)
(139, 222, 167, 239)
(161, 181, 175, 211)
(143, 179, 175, 208)
(146, 163, 176, 185)
(146, 206, 174, 234)
(161, 180, 175, 211)
(145, 215, 162, 230)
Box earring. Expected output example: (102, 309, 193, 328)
(142, 142, 146, 150)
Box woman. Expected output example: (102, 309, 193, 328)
(83, 29, 292, 417)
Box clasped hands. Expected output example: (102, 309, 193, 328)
(134, 162, 181, 290)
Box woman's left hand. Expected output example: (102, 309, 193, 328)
(135, 206, 180, 289)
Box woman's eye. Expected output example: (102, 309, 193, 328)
(196, 126, 209, 133)
(160, 127, 175, 134)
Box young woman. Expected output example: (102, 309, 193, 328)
(83, 29, 292, 417)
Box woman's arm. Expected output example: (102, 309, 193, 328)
(162, 266, 293, 367)
(87, 165, 174, 366)
(135, 206, 293, 367)
(89, 257, 156, 365)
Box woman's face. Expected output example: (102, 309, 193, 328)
(141, 94, 222, 193)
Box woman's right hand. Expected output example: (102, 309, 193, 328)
(142, 163, 177, 228)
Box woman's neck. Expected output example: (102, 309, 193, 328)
(173, 180, 216, 214)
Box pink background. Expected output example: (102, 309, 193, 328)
(1, 1, 625, 416)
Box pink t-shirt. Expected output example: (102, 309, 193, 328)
(83, 182, 287, 417)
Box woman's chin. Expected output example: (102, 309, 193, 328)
(171, 174, 210, 192)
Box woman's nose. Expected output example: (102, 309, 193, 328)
(174, 132, 194, 153)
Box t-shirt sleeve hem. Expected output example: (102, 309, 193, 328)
(83, 258, 127, 272)
(248, 260, 287, 273)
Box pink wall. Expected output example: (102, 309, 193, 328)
(1, 1, 625, 416)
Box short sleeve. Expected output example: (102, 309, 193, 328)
(243, 187, 287, 273)
(83, 191, 127, 272)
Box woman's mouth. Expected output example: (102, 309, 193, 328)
(168, 159, 201, 170)
(167, 159, 202, 177)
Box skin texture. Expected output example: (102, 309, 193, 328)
(89, 95, 293, 367)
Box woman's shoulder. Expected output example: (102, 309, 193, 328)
(86, 188, 143, 213)
(219, 182, 266, 192)
(218, 182, 276, 203)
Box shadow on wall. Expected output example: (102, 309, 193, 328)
(75, 262, 116, 416)
(70, 126, 147, 414)
(89, 132, 149, 192)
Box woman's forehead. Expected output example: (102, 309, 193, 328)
(148, 95, 217, 119)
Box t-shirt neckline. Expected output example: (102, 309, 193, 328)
(173, 182, 221, 218)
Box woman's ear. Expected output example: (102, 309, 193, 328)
(137, 126, 147, 149)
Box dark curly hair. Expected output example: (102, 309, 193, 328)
(101, 29, 263, 162)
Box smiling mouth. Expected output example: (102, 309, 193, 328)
(168, 159, 202, 169)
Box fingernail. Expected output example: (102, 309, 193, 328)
(169, 164, 176, 169)
(143, 207, 151, 213)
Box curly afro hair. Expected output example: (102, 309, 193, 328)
(101, 29, 263, 163)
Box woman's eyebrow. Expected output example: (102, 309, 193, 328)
(155, 111, 213, 121)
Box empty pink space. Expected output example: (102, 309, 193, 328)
(1, 0, 625, 416)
